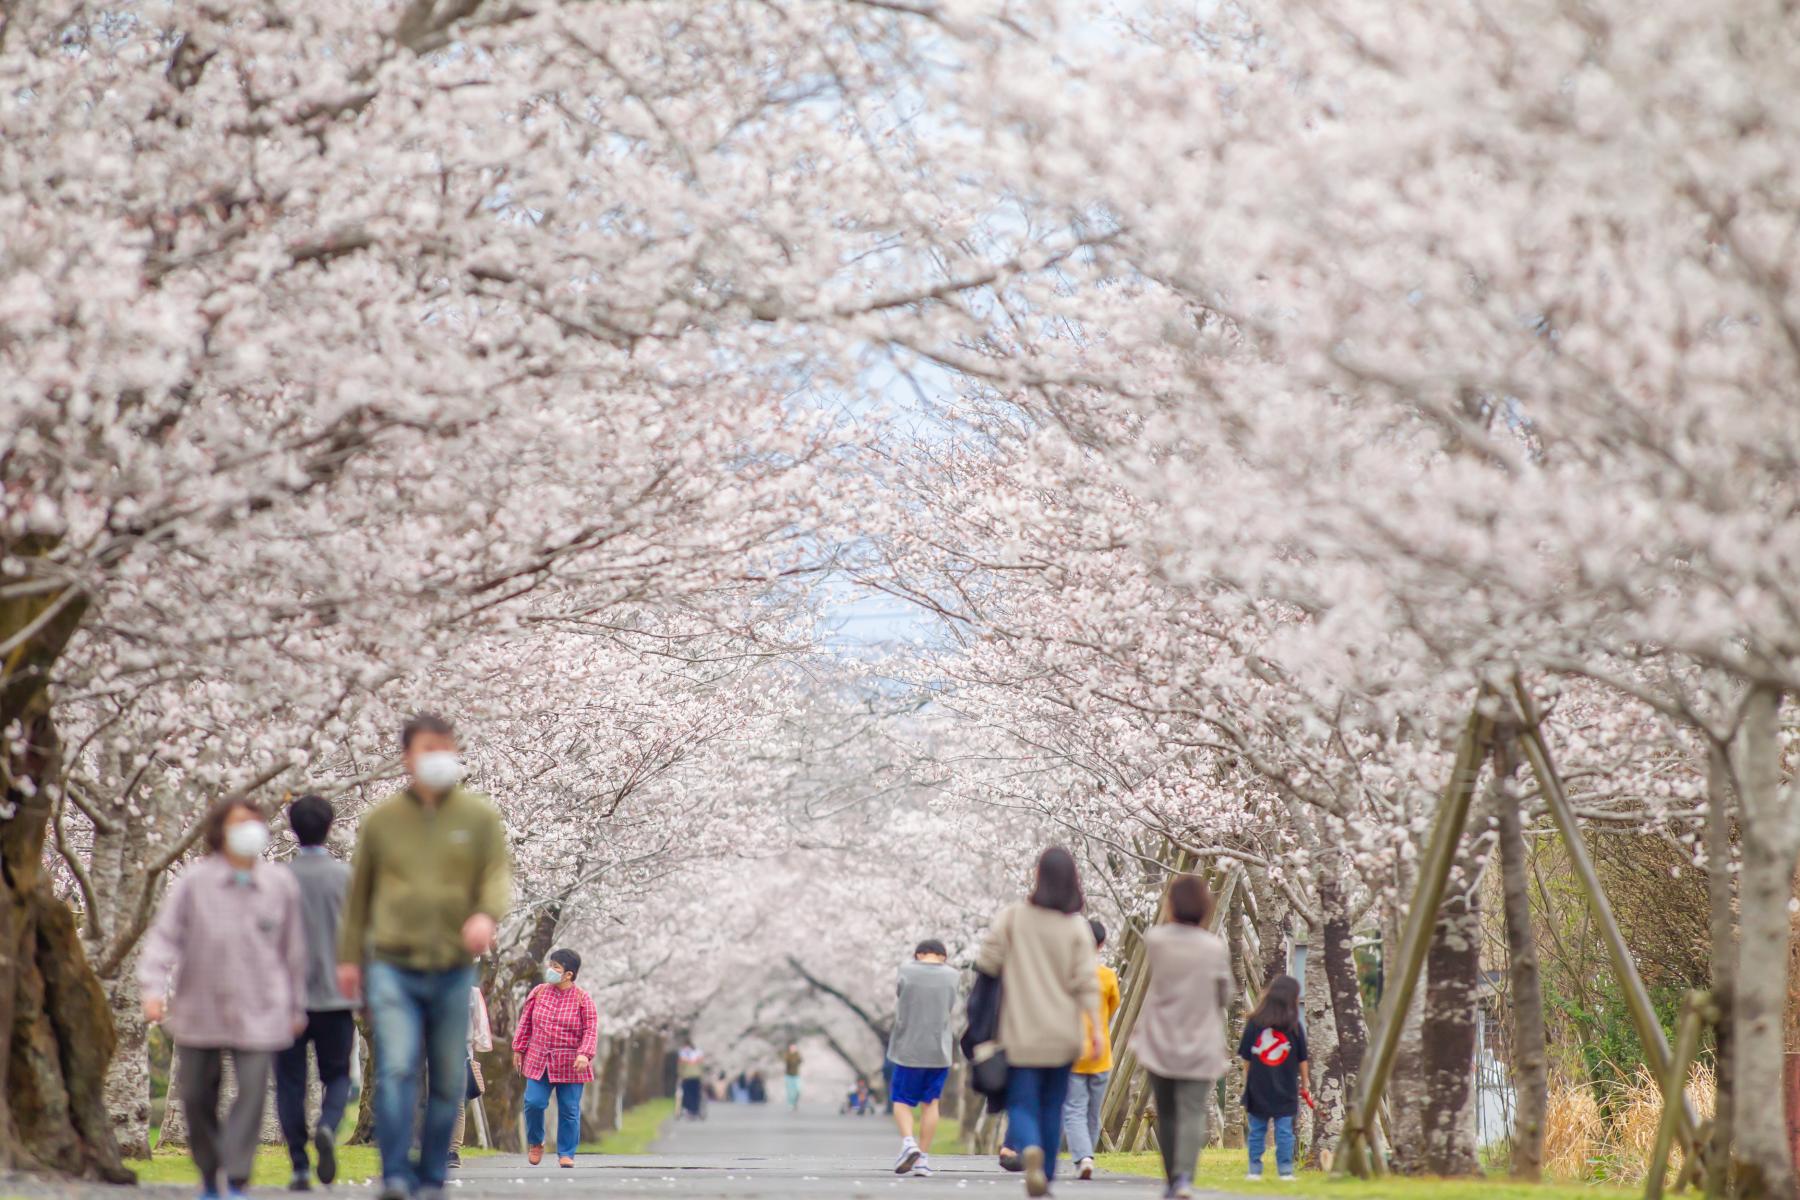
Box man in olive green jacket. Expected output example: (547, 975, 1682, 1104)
(337, 714, 510, 1200)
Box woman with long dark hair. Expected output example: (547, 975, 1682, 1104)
(1239, 974, 1310, 1182)
(975, 847, 1103, 1197)
(1132, 874, 1232, 1199)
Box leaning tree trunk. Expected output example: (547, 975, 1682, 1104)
(349, 1018, 377, 1146)
(0, 562, 130, 1181)
(1730, 685, 1798, 1200)
(1493, 738, 1547, 1181)
(1317, 867, 1369, 1098)
(1419, 831, 1484, 1177)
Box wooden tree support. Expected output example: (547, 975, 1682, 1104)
(1512, 681, 1703, 1171)
(1644, 990, 1716, 1200)
(1334, 684, 1710, 1182)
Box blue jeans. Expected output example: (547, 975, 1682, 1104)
(1246, 1112, 1296, 1177)
(1061, 1070, 1108, 1163)
(366, 961, 475, 1191)
(523, 1076, 584, 1158)
(1005, 1065, 1072, 1181)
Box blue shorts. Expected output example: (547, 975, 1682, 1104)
(890, 1065, 949, 1106)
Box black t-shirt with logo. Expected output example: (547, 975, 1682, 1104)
(1237, 1021, 1310, 1117)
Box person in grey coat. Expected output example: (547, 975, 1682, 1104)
(275, 794, 356, 1191)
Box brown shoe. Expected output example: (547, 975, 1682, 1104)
(527, 1145, 544, 1166)
(558, 1157, 574, 1169)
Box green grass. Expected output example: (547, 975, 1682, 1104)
(129, 1142, 498, 1186)
(1095, 1154, 1634, 1198)
(579, 1098, 676, 1155)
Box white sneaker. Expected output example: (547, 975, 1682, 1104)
(895, 1139, 922, 1175)
(1077, 1157, 1094, 1180)
(1279, 1174, 1297, 1182)
(913, 1155, 934, 1177)
(1244, 1172, 1264, 1181)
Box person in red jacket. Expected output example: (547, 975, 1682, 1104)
(513, 949, 599, 1168)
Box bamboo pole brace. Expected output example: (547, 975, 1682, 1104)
(1643, 991, 1708, 1200)
(1333, 705, 1493, 1178)
(1512, 682, 1702, 1163)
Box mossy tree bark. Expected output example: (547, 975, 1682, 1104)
(1, 544, 130, 1180)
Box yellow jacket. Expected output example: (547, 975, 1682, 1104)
(1075, 964, 1122, 1074)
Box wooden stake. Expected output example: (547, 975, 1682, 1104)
(1645, 992, 1709, 1200)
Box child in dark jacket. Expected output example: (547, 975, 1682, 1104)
(1238, 975, 1310, 1181)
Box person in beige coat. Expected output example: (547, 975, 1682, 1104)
(1130, 875, 1232, 1199)
(976, 847, 1103, 1198)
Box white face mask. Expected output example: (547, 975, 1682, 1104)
(225, 820, 270, 860)
(414, 751, 465, 792)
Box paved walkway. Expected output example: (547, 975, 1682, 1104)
(447, 1101, 1155, 1197)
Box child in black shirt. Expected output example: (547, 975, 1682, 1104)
(1238, 974, 1310, 1181)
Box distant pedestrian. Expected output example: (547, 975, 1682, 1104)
(1131, 875, 1232, 1199)
(447, 985, 493, 1168)
(749, 1071, 769, 1104)
(731, 1071, 751, 1103)
(275, 795, 356, 1192)
(1239, 974, 1310, 1183)
(976, 848, 1103, 1198)
(139, 798, 307, 1200)
(514, 948, 598, 1168)
(888, 938, 959, 1178)
(1062, 919, 1122, 1181)
(783, 1043, 804, 1111)
(337, 713, 511, 1200)
(677, 1043, 707, 1118)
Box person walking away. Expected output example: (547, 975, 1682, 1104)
(888, 939, 959, 1177)
(514, 948, 598, 1168)
(677, 1043, 706, 1118)
(1239, 974, 1310, 1183)
(337, 713, 511, 1200)
(1132, 875, 1232, 1200)
(782, 1043, 804, 1111)
(447, 985, 493, 1168)
(1063, 919, 1122, 1181)
(275, 795, 356, 1192)
(139, 799, 307, 1200)
(976, 847, 1103, 1198)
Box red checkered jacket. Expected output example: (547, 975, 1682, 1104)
(513, 983, 598, 1083)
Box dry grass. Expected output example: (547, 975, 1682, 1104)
(1543, 1064, 1715, 1185)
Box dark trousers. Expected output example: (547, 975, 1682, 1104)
(1149, 1072, 1212, 1183)
(177, 1046, 274, 1194)
(275, 1009, 357, 1171)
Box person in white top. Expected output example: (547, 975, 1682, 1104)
(447, 987, 493, 1168)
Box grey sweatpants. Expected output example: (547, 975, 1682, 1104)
(177, 1046, 274, 1192)
(1148, 1072, 1212, 1183)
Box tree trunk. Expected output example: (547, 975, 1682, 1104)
(1384, 891, 1429, 1171)
(1494, 738, 1546, 1181)
(1731, 685, 1798, 1200)
(102, 964, 154, 1158)
(584, 1036, 626, 1135)
(1419, 823, 1484, 1178)
(1302, 927, 1344, 1168)
(1318, 870, 1369, 1094)
(1705, 740, 1738, 1197)
(350, 1018, 376, 1146)
(0, 561, 131, 1181)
